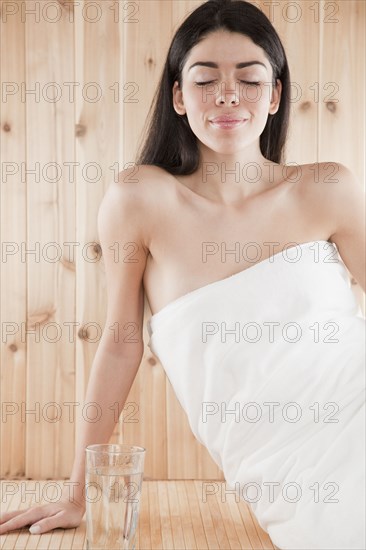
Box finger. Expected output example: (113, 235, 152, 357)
(29, 506, 84, 534)
(0, 509, 27, 524)
(0, 507, 48, 535)
(29, 511, 66, 535)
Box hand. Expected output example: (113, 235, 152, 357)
(0, 498, 85, 535)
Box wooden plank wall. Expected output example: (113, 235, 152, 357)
(1, 0, 365, 480)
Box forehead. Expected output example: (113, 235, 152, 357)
(183, 30, 271, 74)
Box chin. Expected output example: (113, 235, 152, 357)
(210, 143, 249, 155)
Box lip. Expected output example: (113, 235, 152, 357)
(210, 115, 246, 123)
(210, 119, 248, 129)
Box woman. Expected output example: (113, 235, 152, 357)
(1, 1, 365, 548)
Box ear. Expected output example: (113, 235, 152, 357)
(172, 81, 186, 115)
(269, 78, 282, 115)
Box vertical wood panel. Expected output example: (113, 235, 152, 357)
(0, 0, 27, 477)
(24, 0, 76, 477)
(74, 0, 121, 455)
(319, 0, 365, 182)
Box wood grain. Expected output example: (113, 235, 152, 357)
(0, 480, 277, 549)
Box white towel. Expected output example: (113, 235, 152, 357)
(147, 240, 365, 550)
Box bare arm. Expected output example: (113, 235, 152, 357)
(326, 163, 366, 293)
(68, 168, 149, 504)
(0, 168, 150, 534)
(301, 162, 365, 295)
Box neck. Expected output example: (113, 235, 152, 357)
(192, 141, 280, 203)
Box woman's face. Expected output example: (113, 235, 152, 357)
(172, 30, 282, 155)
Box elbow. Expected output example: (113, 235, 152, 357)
(98, 333, 145, 368)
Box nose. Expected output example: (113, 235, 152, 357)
(216, 82, 240, 105)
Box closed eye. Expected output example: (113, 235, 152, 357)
(195, 81, 261, 87)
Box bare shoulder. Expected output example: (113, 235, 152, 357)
(99, 164, 175, 249)
(292, 161, 365, 291)
(104, 164, 167, 199)
(101, 163, 173, 218)
(116, 164, 174, 205)
(294, 161, 361, 198)
(292, 161, 363, 235)
(116, 164, 174, 192)
(315, 161, 365, 239)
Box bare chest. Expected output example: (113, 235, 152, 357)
(143, 177, 330, 316)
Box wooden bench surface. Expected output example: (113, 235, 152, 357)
(0, 480, 277, 549)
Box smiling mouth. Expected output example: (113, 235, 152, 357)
(209, 119, 248, 129)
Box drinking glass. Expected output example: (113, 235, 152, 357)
(85, 444, 146, 550)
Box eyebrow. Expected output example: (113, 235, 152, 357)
(188, 61, 267, 71)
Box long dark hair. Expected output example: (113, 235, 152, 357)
(135, 0, 291, 175)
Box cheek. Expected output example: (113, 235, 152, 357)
(240, 87, 269, 106)
(190, 90, 212, 109)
